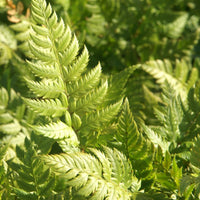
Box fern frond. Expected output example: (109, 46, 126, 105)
(158, 84, 183, 143)
(25, 78, 65, 98)
(10, 20, 30, 32)
(115, 98, 154, 181)
(0, 119, 21, 135)
(116, 98, 145, 157)
(26, 61, 59, 79)
(32, 121, 79, 144)
(142, 125, 169, 153)
(0, 87, 9, 109)
(142, 59, 197, 101)
(29, 40, 55, 62)
(29, 32, 52, 49)
(161, 13, 188, 39)
(56, 25, 72, 51)
(104, 65, 138, 106)
(81, 99, 122, 134)
(67, 63, 101, 97)
(8, 138, 56, 199)
(57, 139, 80, 153)
(190, 136, 200, 169)
(40, 147, 140, 200)
(23, 98, 66, 117)
(10, 19, 31, 57)
(63, 46, 89, 82)
(70, 81, 108, 114)
(60, 35, 79, 66)
(31, 24, 49, 36)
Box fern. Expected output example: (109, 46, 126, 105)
(7, 137, 57, 199)
(1, 0, 200, 199)
(24, 0, 123, 150)
(113, 98, 155, 191)
(142, 59, 198, 101)
(41, 146, 140, 200)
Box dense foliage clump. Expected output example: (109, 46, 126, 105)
(0, 0, 200, 199)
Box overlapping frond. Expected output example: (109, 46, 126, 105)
(180, 82, 200, 143)
(0, 25, 17, 65)
(67, 63, 101, 97)
(41, 147, 140, 200)
(148, 84, 184, 146)
(10, 20, 31, 57)
(115, 99, 154, 182)
(81, 99, 122, 134)
(7, 138, 56, 199)
(142, 59, 198, 101)
(70, 81, 108, 114)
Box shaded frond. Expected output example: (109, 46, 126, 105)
(115, 98, 154, 181)
(190, 136, 200, 169)
(104, 65, 138, 106)
(142, 59, 198, 101)
(8, 138, 56, 199)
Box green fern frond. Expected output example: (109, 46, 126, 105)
(115, 98, 154, 181)
(142, 125, 169, 153)
(104, 65, 138, 106)
(60, 35, 79, 66)
(32, 121, 79, 144)
(116, 98, 145, 157)
(0, 119, 21, 135)
(10, 20, 31, 57)
(8, 138, 56, 199)
(25, 78, 65, 98)
(63, 46, 89, 82)
(29, 40, 55, 62)
(179, 83, 200, 144)
(70, 81, 108, 114)
(23, 98, 66, 117)
(151, 84, 183, 146)
(56, 25, 72, 51)
(190, 136, 200, 169)
(26, 60, 59, 79)
(0, 25, 17, 65)
(67, 63, 101, 97)
(29, 32, 52, 49)
(161, 13, 188, 39)
(40, 147, 140, 200)
(142, 59, 198, 101)
(81, 99, 122, 134)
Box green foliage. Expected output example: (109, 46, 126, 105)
(0, 0, 200, 199)
(7, 137, 57, 199)
(41, 147, 140, 200)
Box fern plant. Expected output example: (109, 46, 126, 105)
(11, 0, 141, 199)
(1, 0, 200, 199)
